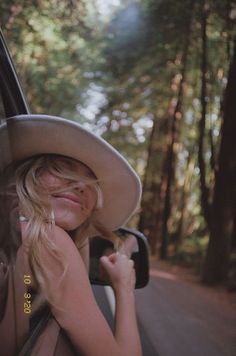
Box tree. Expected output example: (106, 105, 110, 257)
(198, 0, 211, 227)
(159, 6, 193, 259)
(0, 0, 95, 118)
(203, 38, 236, 284)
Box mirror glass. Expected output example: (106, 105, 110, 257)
(89, 228, 149, 288)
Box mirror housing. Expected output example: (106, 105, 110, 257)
(89, 227, 149, 288)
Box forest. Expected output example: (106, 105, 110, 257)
(0, 0, 235, 286)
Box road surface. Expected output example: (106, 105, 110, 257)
(135, 260, 236, 356)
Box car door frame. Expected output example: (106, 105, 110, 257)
(0, 28, 30, 118)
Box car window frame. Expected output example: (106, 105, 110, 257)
(0, 28, 30, 118)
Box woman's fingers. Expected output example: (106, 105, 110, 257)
(99, 252, 135, 292)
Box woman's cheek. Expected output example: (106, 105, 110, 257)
(51, 199, 88, 230)
(40, 172, 62, 187)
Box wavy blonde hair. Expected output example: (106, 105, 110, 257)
(13, 154, 118, 301)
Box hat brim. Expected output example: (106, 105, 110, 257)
(0, 115, 141, 233)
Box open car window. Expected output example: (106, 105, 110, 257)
(0, 29, 30, 118)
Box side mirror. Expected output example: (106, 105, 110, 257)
(89, 227, 149, 288)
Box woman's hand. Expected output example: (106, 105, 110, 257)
(100, 253, 142, 356)
(99, 253, 135, 294)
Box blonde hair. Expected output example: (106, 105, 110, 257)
(13, 154, 118, 301)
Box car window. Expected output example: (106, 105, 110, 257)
(0, 30, 30, 117)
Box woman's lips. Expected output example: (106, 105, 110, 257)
(53, 192, 82, 205)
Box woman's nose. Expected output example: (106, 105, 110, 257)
(75, 182, 86, 194)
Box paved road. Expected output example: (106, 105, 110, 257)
(135, 262, 236, 356)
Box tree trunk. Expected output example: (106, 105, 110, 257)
(159, 19, 192, 259)
(138, 115, 165, 254)
(174, 156, 195, 252)
(202, 38, 236, 284)
(198, 0, 211, 227)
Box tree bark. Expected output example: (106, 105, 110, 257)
(198, 0, 211, 227)
(174, 156, 195, 251)
(159, 17, 192, 259)
(202, 38, 236, 284)
(138, 116, 164, 254)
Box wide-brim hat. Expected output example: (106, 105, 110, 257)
(0, 115, 141, 234)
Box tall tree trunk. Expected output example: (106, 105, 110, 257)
(159, 21, 192, 259)
(138, 115, 165, 254)
(198, 0, 211, 227)
(138, 117, 157, 252)
(202, 38, 236, 284)
(174, 156, 195, 251)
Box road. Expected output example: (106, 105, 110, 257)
(135, 260, 236, 356)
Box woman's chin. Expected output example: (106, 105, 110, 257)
(54, 213, 87, 231)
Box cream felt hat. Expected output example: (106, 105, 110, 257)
(0, 115, 142, 232)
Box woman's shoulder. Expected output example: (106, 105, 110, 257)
(21, 222, 80, 271)
(47, 224, 72, 243)
(36, 225, 85, 291)
(21, 222, 75, 251)
(45, 224, 80, 259)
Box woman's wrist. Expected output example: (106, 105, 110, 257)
(113, 284, 135, 299)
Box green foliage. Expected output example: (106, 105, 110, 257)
(0, 0, 97, 117)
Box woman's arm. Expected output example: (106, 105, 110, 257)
(100, 253, 142, 356)
(78, 239, 89, 272)
(34, 225, 142, 356)
(69, 229, 90, 272)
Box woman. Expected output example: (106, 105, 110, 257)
(0, 115, 142, 356)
